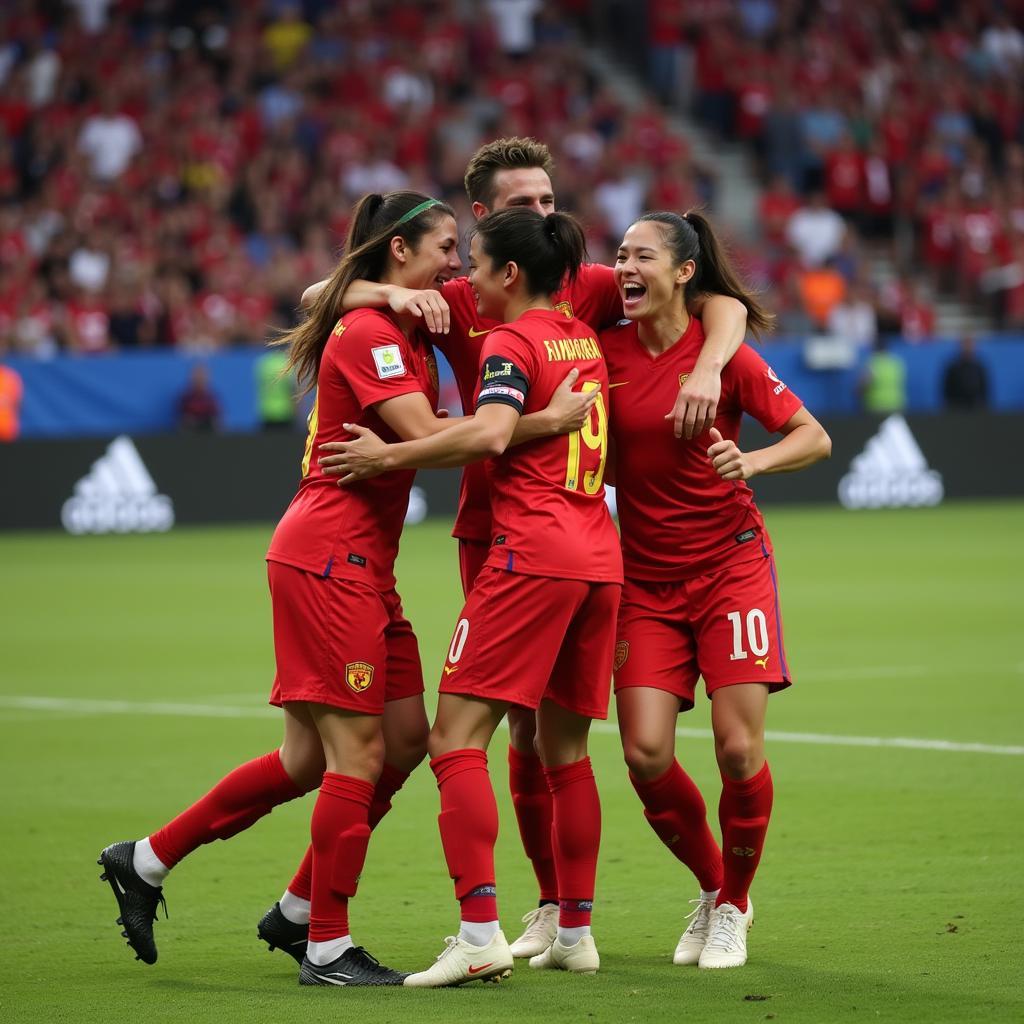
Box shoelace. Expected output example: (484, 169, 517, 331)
(349, 946, 389, 974)
(681, 897, 712, 935)
(435, 936, 459, 962)
(705, 907, 743, 951)
(520, 905, 555, 936)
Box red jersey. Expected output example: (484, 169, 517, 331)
(267, 307, 439, 590)
(474, 309, 621, 584)
(436, 264, 623, 542)
(603, 317, 803, 581)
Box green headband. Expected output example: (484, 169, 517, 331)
(394, 198, 442, 227)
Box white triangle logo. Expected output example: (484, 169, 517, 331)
(838, 415, 944, 509)
(62, 436, 175, 534)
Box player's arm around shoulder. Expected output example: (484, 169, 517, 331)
(669, 294, 749, 439)
(299, 278, 451, 336)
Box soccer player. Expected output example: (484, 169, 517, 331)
(603, 211, 831, 969)
(98, 191, 468, 986)
(322, 208, 621, 985)
(307, 136, 749, 958)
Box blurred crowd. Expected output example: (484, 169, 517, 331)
(0, 0, 713, 358)
(605, 0, 1024, 340)
(1, 1, 1022, 364)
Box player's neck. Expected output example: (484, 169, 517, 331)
(505, 294, 553, 323)
(637, 306, 690, 355)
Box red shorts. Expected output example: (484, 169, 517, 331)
(458, 538, 490, 597)
(614, 552, 792, 711)
(267, 561, 424, 715)
(440, 566, 621, 719)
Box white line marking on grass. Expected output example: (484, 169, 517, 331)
(0, 695, 1021, 756)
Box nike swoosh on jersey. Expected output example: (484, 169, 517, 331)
(609, 381, 630, 388)
(468, 326, 493, 337)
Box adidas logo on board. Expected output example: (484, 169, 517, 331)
(61, 436, 175, 534)
(838, 415, 944, 510)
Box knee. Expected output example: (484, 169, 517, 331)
(621, 735, 673, 782)
(279, 740, 326, 793)
(715, 731, 762, 780)
(387, 720, 429, 774)
(507, 707, 538, 754)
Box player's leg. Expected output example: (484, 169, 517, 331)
(299, 703, 404, 985)
(529, 698, 601, 975)
(506, 703, 559, 957)
(403, 692, 512, 987)
(693, 552, 790, 969)
(614, 577, 723, 964)
(99, 702, 319, 965)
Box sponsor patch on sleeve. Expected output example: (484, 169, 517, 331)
(767, 365, 788, 395)
(372, 344, 406, 379)
(476, 354, 529, 413)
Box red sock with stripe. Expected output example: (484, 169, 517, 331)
(431, 749, 499, 923)
(717, 761, 774, 913)
(149, 750, 304, 868)
(508, 746, 558, 903)
(629, 760, 724, 892)
(308, 773, 373, 942)
(545, 757, 600, 929)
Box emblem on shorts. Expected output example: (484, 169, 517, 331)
(614, 641, 629, 671)
(755, 656, 769, 670)
(679, 373, 689, 387)
(345, 661, 374, 692)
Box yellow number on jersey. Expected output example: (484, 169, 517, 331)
(301, 396, 319, 477)
(564, 379, 608, 494)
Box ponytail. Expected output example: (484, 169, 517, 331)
(275, 191, 454, 393)
(636, 210, 775, 340)
(473, 209, 587, 296)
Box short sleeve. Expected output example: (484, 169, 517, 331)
(570, 263, 624, 333)
(333, 313, 426, 410)
(727, 345, 804, 432)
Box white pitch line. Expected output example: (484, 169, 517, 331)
(0, 695, 1021, 757)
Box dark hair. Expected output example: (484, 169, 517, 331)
(276, 191, 454, 392)
(635, 210, 774, 339)
(464, 137, 555, 207)
(472, 209, 587, 297)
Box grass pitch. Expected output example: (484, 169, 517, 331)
(1, 501, 1022, 1023)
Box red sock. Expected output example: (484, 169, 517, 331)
(717, 761, 773, 913)
(508, 746, 558, 903)
(150, 750, 304, 868)
(432, 749, 499, 921)
(545, 757, 600, 928)
(368, 762, 411, 829)
(629, 760, 724, 892)
(286, 762, 411, 902)
(287, 846, 313, 902)
(308, 772, 373, 942)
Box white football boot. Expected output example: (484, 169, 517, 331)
(403, 931, 513, 987)
(528, 935, 600, 975)
(509, 904, 559, 958)
(673, 891, 718, 965)
(698, 900, 754, 969)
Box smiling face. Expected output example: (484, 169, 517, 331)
(614, 220, 694, 321)
(467, 232, 512, 321)
(480, 167, 555, 217)
(393, 214, 462, 291)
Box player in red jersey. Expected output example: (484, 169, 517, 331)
(307, 137, 750, 957)
(98, 191, 466, 986)
(603, 211, 832, 970)
(322, 209, 621, 985)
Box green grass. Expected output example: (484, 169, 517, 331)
(1, 502, 1022, 1023)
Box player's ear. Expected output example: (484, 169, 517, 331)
(390, 235, 408, 265)
(676, 259, 696, 287)
(503, 261, 519, 289)
(471, 201, 489, 220)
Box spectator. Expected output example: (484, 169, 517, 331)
(255, 348, 296, 431)
(942, 336, 990, 411)
(177, 363, 221, 432)
(786, 191, 847, 268)
(827, 281, 878, 349)
(77, 91, 142, 181)
(797, 259, 847, 329)
(860, 336, 907, 415)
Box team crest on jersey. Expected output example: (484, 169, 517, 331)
(614, 641, 629, 671)
(345, 661, 374, 692)
(426, 354, 439, 392)
(554, 299, 573, 319)
(679, 373, 689, 387)
(332, 319, 346, 336)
